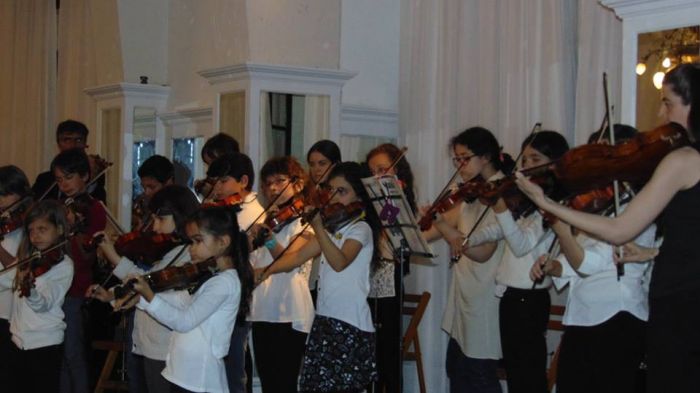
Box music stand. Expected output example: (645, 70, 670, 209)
(362, 174, 435, 392)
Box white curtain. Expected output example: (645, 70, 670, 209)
(573, 1, 622, 144)
(0, 0, 56, 181)
(303, 95, 331, 154)
(399, 1, 620, 392)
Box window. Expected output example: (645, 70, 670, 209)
(172, 137, 203, 189)
(132, 140, 156, 198)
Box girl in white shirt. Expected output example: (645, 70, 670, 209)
(464, 130, 569, 393)
(130, 205, 254, 393)
(248, 156, 315, 392)
(0, 165, 32, 383)
(207, 152, 264, 393)
(90, 185, 200, 393)
(530, 208, 655, 393)
(421, 127, 511, 393)
(257, 161, 379, 392)
(7, 200, 74, 393)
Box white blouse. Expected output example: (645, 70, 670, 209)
(140, 269, 240, 393)
(553, 220, 656, 327)
(112, 244, 191, 360)
(316, 220, 375, 332)
(442, 172, 505, 360)
(0, 229, 22, 320)
(10, 254, 74, 350)
(249, 217, 315, 332)
(469, 210, 555, 292)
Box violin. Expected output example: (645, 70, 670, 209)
(418, 180, 485, 231)
(0, 197, 32, 239)
(113, 257, 218, 303)
(251, 198, 307, 250)
(91, 231, 182, 267)
(568, 185, 615, 213)
(15, 244, 66, 297)
(194, 177, 217, 197)
(201, 194, 244, 209)
(315, 201, 365, 234)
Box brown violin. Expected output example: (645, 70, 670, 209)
(418, 179, 485, 231)
(0, 197, 32, 239)
(316, 201, 365, 233)
(113, 257, 218, 302)
(13, 242, 67, 297)
(201, 194, 244, 209)
(91, 231, 182, 266)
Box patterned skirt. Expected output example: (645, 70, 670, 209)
(298, 315, 377, 392)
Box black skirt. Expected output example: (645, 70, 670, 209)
(299, 315, 377, 392)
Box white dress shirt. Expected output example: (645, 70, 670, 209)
(469, 210, 555, 292)
(250, 217, 315, 333)
(0, 229, 22, 320)
(553, 219, 656, 327)
(10, 254, 74, 350)
(112, 244, 191, 360)
(316, 220, 375, 332)
(140, 269, 240, 393)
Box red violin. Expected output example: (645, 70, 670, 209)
(201, 194, 244, 209)
(15, 244, 66, 297)
(91, 231, 182, 266)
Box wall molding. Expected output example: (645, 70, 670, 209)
(600, 0, 700, 18)
(158, 107, 213, 127)
(84, 82, 170, 101)
(198, 62, 356, 88)
(341, 104, 398, 138)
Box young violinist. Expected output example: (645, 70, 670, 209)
(305, 140, 341, 303)
(33, 119, 107, 202)
(133, 155, 175, 231)
(365, 143, 417, 393)
(207, 152, 263, 393)
(515, 63, 700, 393)
(90, 184, 199, 393)
(0, 165, 32, 383)
(247, 156, 315, 392)
(6, 200, 74, 393)
(528, 168, 655, 392)
(128, 205, 254, 393)
(256, 162, 379, 392)
(51, 148, 107, 393)
(462, 130, 569, 393)
(420, 127, 511, 393)
(195, 133, 240, 200)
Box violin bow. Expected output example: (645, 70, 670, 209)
(106, 242, 191, 310)
(458, 122, 542, 254)
(603, 72, 625, 280)
(0, 239, 68, 275)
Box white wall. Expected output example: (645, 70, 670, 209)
(117, 0, 169, 85)
(340, 0, 400, 112)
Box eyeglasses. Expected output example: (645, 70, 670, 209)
(264, 177, 291, 188)
(451, 154, 475, 166)
(328, 186, 350, 196)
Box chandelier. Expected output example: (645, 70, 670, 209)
(636, 26, 699, 89)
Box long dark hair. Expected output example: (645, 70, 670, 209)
(148, 185, 200, 239)
(366, 143, 417, 214)
(189, 206, 254, 324)
(521, 130, 569, 160)
(450, 127, 515, 174)
(664, 63, 700, 140)
(306, 140, 341, 164)
(327, 162, 381, 271)
(18, 200, 69, 259)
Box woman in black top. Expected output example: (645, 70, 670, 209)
(515, 63, 700, 393)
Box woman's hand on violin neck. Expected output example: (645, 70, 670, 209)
(85, 284, 113, 303)
(126, 274, 154, 302)
(514, 172, 548, 207)
(253, 267, 269, 286)
(93, 231, 120, 267)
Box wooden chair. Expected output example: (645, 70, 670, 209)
(93, 340, 129, 393)
(496, 304, 567, 393)
(402, 291, 431, 393)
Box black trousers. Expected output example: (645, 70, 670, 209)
(0, 319, 11, 383)
(499, 287, 550, 393)
(647, 290, 700, 393)
(8, 342, 63, 393)
(252, 321, 308, 393)
(557, 311, 646, 393)
(368, 295, 401, 393)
